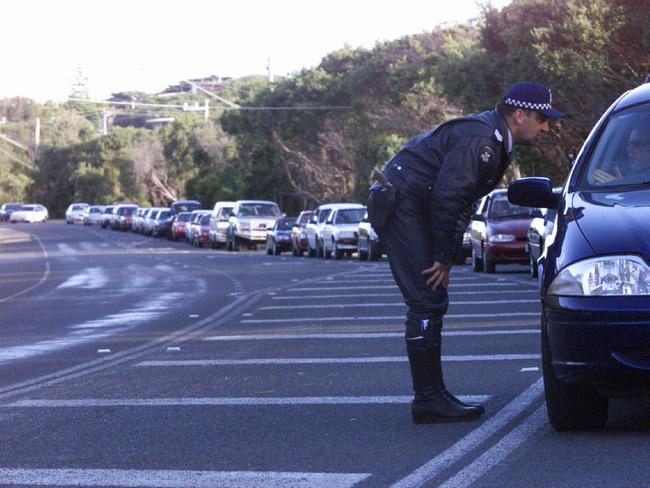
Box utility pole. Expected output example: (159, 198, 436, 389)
(267, 57, 274, 87)
(203, 100, 209, 124)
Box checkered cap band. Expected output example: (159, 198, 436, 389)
(504, 98, 552, 111)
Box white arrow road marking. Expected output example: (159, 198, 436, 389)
(57, 267, 108, 290)
(0, 468, 371, 488)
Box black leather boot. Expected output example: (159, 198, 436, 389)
(407, 347, 483, 423)
(429, 326, 486, 417)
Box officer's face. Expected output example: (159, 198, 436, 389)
(514, 110, 550, 145)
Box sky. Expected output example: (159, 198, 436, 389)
(1, 0, 511, 103)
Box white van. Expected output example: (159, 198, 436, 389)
(208, 201, 236, 249)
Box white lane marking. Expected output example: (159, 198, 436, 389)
(287, 283, 530, 291)
(0, 232, 50, 303)
(0, 292, 186, 364)
(166, 347, 181, 352)
(136, 355, 540, 367)
(56, 243, 78, 256)
(5, 395, 489, 407)
(437, 405, 547, 488)
(203, 329, 540, 341)
(389, 378, 544, 488)
(0, 468, 371, 488)
(189, 314, 199, 318)
(271, 290, 538, 300)
(97, 349, 111, 354)
(57, 267, 108, 290)
(259, 299, 538, 310)
(520, 367, 539, 372)
(241, 313, 540, 323)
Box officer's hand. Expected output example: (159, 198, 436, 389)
(422, 262, 452, 289)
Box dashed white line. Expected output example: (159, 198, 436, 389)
(258, 299, 538, 310)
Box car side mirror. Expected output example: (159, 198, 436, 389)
(508, 177, 560, 209)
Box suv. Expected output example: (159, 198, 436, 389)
(226, 200, 282, 251)
(208, 201, 235, 249)
(320, 204, 366, 259)
(65, 203, 89, 224)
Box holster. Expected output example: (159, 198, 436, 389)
(367, 171, 398, 232)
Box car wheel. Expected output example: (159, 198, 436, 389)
(358, 239, 368, 261)
(308, 243, 316, 258)
(273, 241, 281, 255)
(542, 316, 608, 431)
(333, 240, 343, 260)
(369, 239, 381, 261)
(529, 253, 538, 278)
(482, 247, 495, 273)
(471, 247, 483, 272)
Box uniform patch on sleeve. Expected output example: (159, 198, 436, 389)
(479, 146, 495, 164)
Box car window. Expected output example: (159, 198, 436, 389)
(318, 209, 331, 224)
(487, 195, 532, 219)
(276, 218, 296, 230)
(21, 206, 35, 211)
(581, 103, 650, 189)
(335, 208, 365, 224)
(239, 203, 280, 217)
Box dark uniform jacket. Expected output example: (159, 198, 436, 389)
(381, 110, 511, 264)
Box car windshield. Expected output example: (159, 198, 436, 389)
(335, 208, 365, 224)
(488, 196, 532, 219)
(5, 204, 22, 211)
(72, 204, 86, 211)
(173, 202, 201, 213)
(178, 213, 191, 222)
(276, 218, 296, 230)
(239, 203, 281, 217)
(200, 214, 210, 225)
(297, 212, 313, 225)
(581, 103, 650, 189)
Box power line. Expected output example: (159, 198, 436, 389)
(0, 145, 36, 171)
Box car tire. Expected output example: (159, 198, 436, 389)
(358, 239, 368, 261)
(333, 240, 343, 260)
(472, 248, 483, 272)
(542, 316, 608, 431)
(308, 244, 317, 258)
(482, 247, 495, 273)
(273, 241, 281, 255)
(266, 243, 273, 255)
(369, 239, 381, 261)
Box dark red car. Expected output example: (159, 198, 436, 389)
(171, 212, 192, 241)
(469, 189, 539, 273)
(290, 210, 314, 256)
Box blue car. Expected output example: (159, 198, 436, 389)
(508, 81, 650, 431)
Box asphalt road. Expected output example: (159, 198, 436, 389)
(1, 221, 650, 488)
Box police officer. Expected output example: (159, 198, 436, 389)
(368, 82, 564, 424)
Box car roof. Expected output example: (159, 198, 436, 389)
(317, 203, 364, 210)
(612, 82, 650, 112)
(235, 200, 279, 205)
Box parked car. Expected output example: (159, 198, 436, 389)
(65, 203, 89, 224)
(82, 205, 105, 226)
(152, 208, 172, 237)
(208, 201, 235, 249)
(100, 206, 115, 229)
(112, 204, 139, 231)
(526, 208, 556, 278)
(469, 189, 539, 273)
(131, 207, 149, 233)
(305, 203, 350, 258)
(0, 203, 24, 221)
(266, 217, 297, 255)
(187, 210, 211, 245)
(290, 210, 313, 257)
(170, 212, 192, 241)
(321, 205, 366, 259)
(142, 207, 162, 235)
(226, 200, 282, 251)
(508, 81, 650, 431)
(357, 212, 384, 261)
(170, 199, 202, 216)
(10, 204, 49, 223)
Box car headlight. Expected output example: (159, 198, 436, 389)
(488, 234, 515, 243)
(548, 255, 650, 296)
(238, 222, 250, 231)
